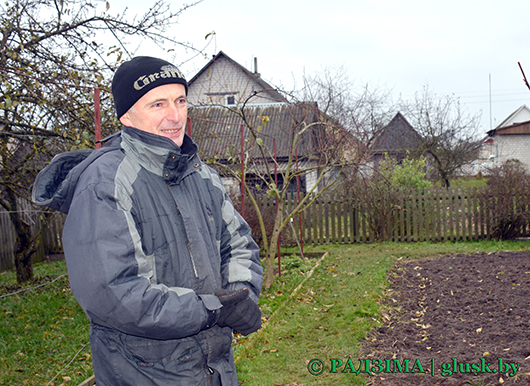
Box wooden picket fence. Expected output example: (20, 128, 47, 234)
(0, 199, 65, 272)
(1, 187, 529, 272)
(257, 186, 530, 245)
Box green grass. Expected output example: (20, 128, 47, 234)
(0, 260, 92, 386)
(434, 176, 488, 187)
(235, 240, 530, 385)
(1, 240, 529, 385)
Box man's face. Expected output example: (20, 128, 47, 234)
(119, 83, 187, 147)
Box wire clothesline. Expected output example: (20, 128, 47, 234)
(0, 274, 68, 299)
(45, 341, 91, 386)
(1, 272, 90, 385)
(0, 210, 59, 214)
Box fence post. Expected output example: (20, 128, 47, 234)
(317, 199, 323, 244)
(435, 187, 441, 242)
(330, 199, 336, 243)
(453, 187, 459, 241)
(466, 187, 472, 240)
(295, 149, 304, 254)
(94, 87, 101, 149)
(441, 187, 448, 241)
(240, 124, 245, 218)
(417, 188, 423, 241)
(273, 138, 280, 277)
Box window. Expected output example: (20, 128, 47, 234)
(226, 96, 235, 105)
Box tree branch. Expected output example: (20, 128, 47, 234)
(519, 62, 530, 92)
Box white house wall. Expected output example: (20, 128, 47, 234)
(305, 169, 320, 194)
(492, 134, 530, 170)
(188, 56, 276, 106)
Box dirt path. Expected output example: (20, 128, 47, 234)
(363, 250, 530, 386)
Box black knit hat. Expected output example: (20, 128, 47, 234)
(111, 56, 188, 119)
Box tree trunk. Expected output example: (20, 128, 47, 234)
(262, 212, 284, 289)
(262, 248, 276, 290)
(6, 189, 38, 284)
(15, 247, 34, 284)
(10, 211, 36, 283)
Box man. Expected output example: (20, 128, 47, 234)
(32, 56, 263, 386)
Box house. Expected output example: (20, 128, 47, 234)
(482, 105, 530, 171)
(187, 51, 285, 107)
(188, 102, 328, 196)
(367, 112, 422, 170)
(187, 52, 338, 197)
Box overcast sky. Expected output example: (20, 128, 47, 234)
(110, 0, 530, 133)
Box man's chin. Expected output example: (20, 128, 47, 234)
(168, 135, 184, 147)
(159, 130, 184, 147)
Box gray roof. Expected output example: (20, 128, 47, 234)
(372, 112, 421, 154)
(188, 102, 324, 162)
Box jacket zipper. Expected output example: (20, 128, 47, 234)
(187, 244, 199, 279)
(168, 154, 200, 280)
(169, 187, 200, 281)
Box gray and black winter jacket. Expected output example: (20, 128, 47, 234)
(32, 127, 263, 386)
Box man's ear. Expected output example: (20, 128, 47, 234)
(119, 112, 131, 126)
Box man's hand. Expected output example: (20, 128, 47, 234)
(215, 288, 261, 336)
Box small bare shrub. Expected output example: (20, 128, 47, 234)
(346, 155, 432, 241)
(483, 160, 530, 240)
(230, 194, 294, 248)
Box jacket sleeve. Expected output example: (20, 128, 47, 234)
(218, 189, 263, 304)
(62, 172, 219, 340)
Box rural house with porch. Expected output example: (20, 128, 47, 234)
(187, 51, 337, 197)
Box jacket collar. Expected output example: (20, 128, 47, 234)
(121, 126, 199, 183)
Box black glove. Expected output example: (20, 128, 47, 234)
(215, 288, 262, 336)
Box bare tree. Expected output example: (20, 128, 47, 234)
(400, 86, 483, 187)
(193, 69, 389, 288)
(0, 0, 204, 283)
(299, 66, 395, 150)
(483, 160, 530, 240)
(518, 62, 530, 92)
(344, 154, 432, 241)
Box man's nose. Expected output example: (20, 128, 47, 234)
(167, 104, 182, 122)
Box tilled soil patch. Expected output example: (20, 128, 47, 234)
(363, 250, 530, 386)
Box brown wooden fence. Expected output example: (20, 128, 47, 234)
(1, 187, 529, 272)
(257, 186, 530, 245)
(0, 200, 65, 272)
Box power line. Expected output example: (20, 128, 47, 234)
(459, 92, 529, 99)
(464, 98, 530, 105)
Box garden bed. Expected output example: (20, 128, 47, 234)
(363, 250, 530, 385)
